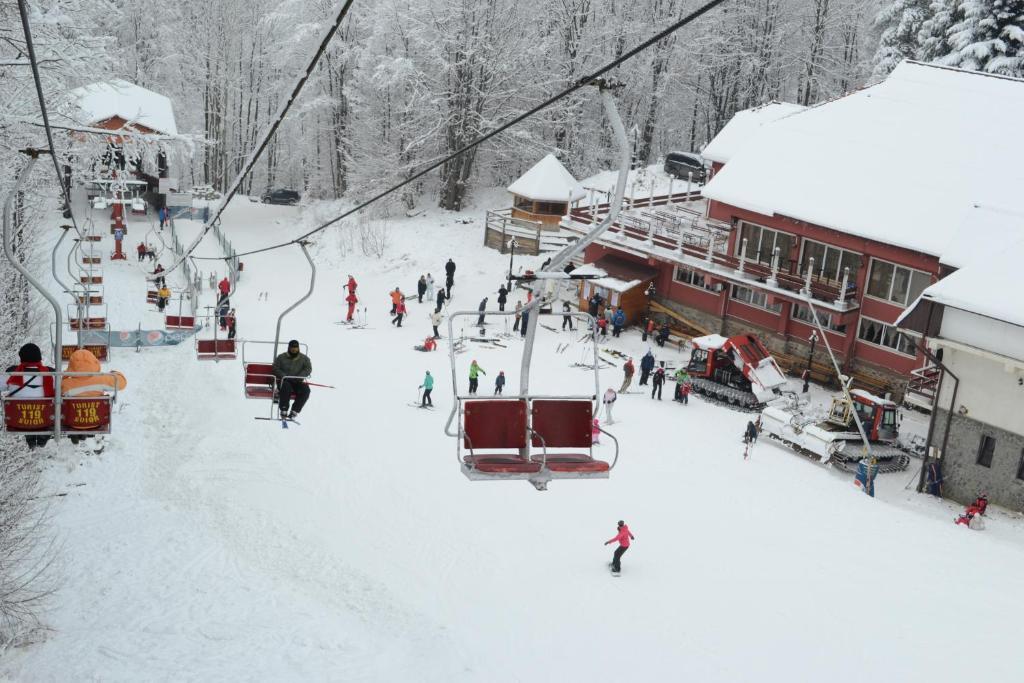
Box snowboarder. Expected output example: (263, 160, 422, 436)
(445, 258, 456, 297)
(656, 322, 670, 347)
(620, 357, 635, 393)
(345, 290, 359, 322)
(651, 364, 665, 400)
(425, 273, 435, 302)
(639, 350, 655, 386)
(272, 340, 312, 419)
(4, 343, 56, 449)
(602, 387, 617, 424)
(468, 360, 486, 394)
(435, 287, 448, 313)
(611, 307, 626, 337)
(392, 299, 407, 327)
(494, 370, 506, 395)
(477, 297, 488, 326)
(642, 317, 655, 342)
(419, 371, 434, 407)
(744, 419, 760, 445)
(430, 309, 443, 339)
(604, 520, 635, 574)
(390, 287, 403, 315)
(512, 301, 523, 332)
(417, 275, 427, 303)
(562, 301, 574, 331)
(497, 285, 508, 312)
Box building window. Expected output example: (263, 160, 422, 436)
(738, 222, 795, 268)
(1017, 449, 1024, 480)
(866, 258, 932, 307)
(792, 303, 846, 334)
(730, 284, 782, 313)
(977, 435, 996, 468)
(513, 195, 533, 211)
(673, 266, 713, 290)
(800, 239, 862, 283)
(857, 316, 917, 356)
(534, 201, 567, 215)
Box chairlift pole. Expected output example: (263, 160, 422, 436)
(4, 153, 62, 441)
(272, 242, 316, 357)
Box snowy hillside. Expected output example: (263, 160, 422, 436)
(4, 194, 1024, 682)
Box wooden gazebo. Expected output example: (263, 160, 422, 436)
(507, 154, 586, 230)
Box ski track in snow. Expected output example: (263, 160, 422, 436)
(4, 191, 1024, 681)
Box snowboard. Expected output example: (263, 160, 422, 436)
(608, 562, 621, 577)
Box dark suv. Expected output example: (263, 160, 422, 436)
(663, 152, 707, 183)
(261, 189, 300, 205)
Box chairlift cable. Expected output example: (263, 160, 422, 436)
(191, 0, 731, 263)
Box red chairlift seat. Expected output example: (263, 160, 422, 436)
(2, 396, 112, 436)
(165, 315, 196, 330)
(80, 275, 103, 284)
(197, 338, 237, 361)
(461, 399, 542, 478)
(69, 317, 107, 330)
(243, 363, 276, 399)
(530, 399, 614, 478)
(146, 290, 158, 304)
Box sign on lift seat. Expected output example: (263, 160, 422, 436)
(3, 399, 55, 432)
(61, 397, 112, 434)
(2, 396, 112, 435)
(61, 344, 109, 362)
(243, 363, 276, 399)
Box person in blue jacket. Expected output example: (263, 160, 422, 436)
(639, 349, 655, 386)
(611, 307, 626, 337)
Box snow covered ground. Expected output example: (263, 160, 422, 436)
(4, 191, 1024, 681)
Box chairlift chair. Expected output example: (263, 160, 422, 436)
(2, 371, 120, 437)
(195, 312, 237, 361)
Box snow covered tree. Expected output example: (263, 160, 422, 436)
(917, 0, 964, 61)
(871, 0, 932, 77)
(944, 0, 1024, 75)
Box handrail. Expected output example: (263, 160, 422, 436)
(598, 426, 620, 470)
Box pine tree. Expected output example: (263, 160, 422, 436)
(918, 0, 963, 61)
(945, 0, 1024, 75)
(871, 0, 932, 78)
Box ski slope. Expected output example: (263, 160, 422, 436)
(4, 194, 1024, 681)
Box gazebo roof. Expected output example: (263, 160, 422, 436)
(507, 154, 585, 202)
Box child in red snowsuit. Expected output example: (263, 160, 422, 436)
(605, 521, 635, 573)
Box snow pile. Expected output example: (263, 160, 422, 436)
(700, 102, 806, 164)
(507, 154, 585, 202)
(69, 79, 179, 135)
(702, 61, 1024, 258)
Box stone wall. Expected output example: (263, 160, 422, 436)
(932, 407, 1024, 511)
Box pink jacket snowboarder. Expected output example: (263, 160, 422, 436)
(605, 521, 635, 573)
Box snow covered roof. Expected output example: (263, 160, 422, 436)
(691, 334, 730, 350)
(700, 102, 806, 164)
(701, 62, 1024, 259)
(69, 80, 178, 136)
(576, 256, 658, 293)
(910, 235, 1024, 328)
(508, 154, 585, 202)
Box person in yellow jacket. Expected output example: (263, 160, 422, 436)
(157, 284, 171, 312)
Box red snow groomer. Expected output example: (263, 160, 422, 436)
(685, 334, 787, 408)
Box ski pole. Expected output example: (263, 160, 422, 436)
(303, 381, 336, 389)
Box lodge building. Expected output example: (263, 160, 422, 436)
(563, 61, 1024, 402)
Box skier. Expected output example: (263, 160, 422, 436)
(656, 322, 670, 347)
(677, 371, 692, 405)
(468, 360, 486, 394)
(744, 419, 760, 445)
(494, 370, 506, 395)
(642, 317, 655, 342)
(4, 343, 56, 449)
(591, 418, 601, 445)
(445, 258, 456, 297)
(611, 307, 626, 337)
(425, 273, 435, 302)
(390, 287, 403, 315)
(604, 520, 635, 574)
(226, 309, 237, 340)
(435, 287, 448, 313)
(651, 364, 665, 400)
(512, 301, 523, 332)
(136, 242, 146, 262)
(639, 349, 655, 386)
(392, 298, 407, 327)
(218, 276, 231, 298)
(345, 274, 358, 296)
(497, 285, 508, 312)
(619, 357, 635, 393)
(602, 387, 617, 424)
(477, 297, 488, 326)
(345, 290, 359, 322)
(272, 340, 312, 420)
(414, 336, 437, 352)
(562, 301, 574, 331)
(417, 275, 427, 303)
(419, 371, 434, 407)
(596, 317, 608, 337)
(153, 263, 166, 287)
(801, 368, 811, 393)
(430, 309, 443, 339)
(158, 205, 168, 228)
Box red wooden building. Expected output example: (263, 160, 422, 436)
(563, 62, 1024, 401)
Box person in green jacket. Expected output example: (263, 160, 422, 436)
(468, 360, 486, 394)
(272, 339, 312, 418)
(673, 367, 690, 403)
(419, 371, 434, 407)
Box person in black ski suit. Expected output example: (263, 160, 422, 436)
(656, 322, 670, 347)
(416, 275, 427, 303)
(744, 419, 760, 444)
(520, 308, 530, 337)
(435, 287, 447, 313)
(562, 301, 574, 331)
(477, 297, 488, 326)
(651, 364, 666, 400)
(497, 285, 508, 312)
(445, 258, 456, 297)
(639, 350, 655, 386)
